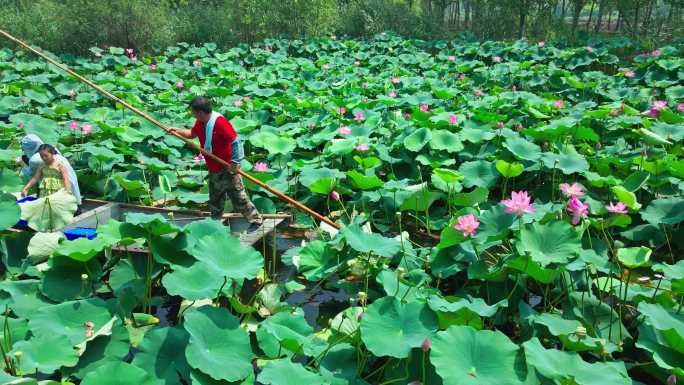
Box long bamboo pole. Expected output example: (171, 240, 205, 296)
(0, 29, 341, 229)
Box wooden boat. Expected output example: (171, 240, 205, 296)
(14, 199, 308, 252)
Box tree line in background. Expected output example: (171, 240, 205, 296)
(0, 0, 682, 54)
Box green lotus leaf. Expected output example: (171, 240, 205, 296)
(0, 169, 24, 192)
(298, 240, 340, 281)
(346, 170, 384, 190)
(29, 298, 113, 345)
(430, 129, 464, 153)
(428, 295, 508, 317)
(616, 246, 652, 268)
(55, 236, 107, 262)
(542, 151, 589, 175)
(10, 113, 59, 143)
(184, 306, 253, 382)
(65, 324, 131, 380)
(125, 213, 180, 235)
(495, 159, 524, 178)
(27, 232, 63, 260)
(523, 337, 631, 385)
(0, 193, 21, 231)
(360, 296, 437, 358)
(341, 224, 401, 258)
(80, 361, 154, 385)
(404, 127, 432, 152)
(518, 221, 581, 266)
(162, 262, 226, 300)
(259, 358, 327, 385)
(40, 254, 102, 302)
(504, 137, 542, 161)
(190, 232, 263, 281)
(641, 197, 684, 225)
(0, 280, 53, 318)
(431, 325, 525, 385)
(132, 326, 191, 385)
(458, 160, 499, 188)
(97, 219, 147, 247)
(257, 308, 312, 357)
(20, 189, 77, 232)
(11, 334, 80, 374)
(638, 302, 684, 337)
(610, 185, 641, 210)
(636, 322, 684, 378)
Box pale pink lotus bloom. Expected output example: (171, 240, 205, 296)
(515, 123, 523, 131)
(69, 121, 79, 130)
(609, 109, 620, 116)
(625, 70, 636, 78)
(559, 182, 585, 197)
(254, 162, 269, 172)
(652, 100, 668, 111)
(338, 126, 351, 135)
(448, 115, 458, 125)
(193, 59, 202, 67)
(586, 46, 594, 53)
(322, 64, 330, 70)
(330, 35, 337, 40)
(355, 144, 369, 152)
(120, 69, 128, 76)
(192, 154, 204, 163)
(421, 337, 431, 352)
(139, 159, 145, 165)
(361, 83, 369, 88)
(388, 90, 397, 98)
(538, 41, 545, 48)
(125, 48, 134, 55)
(94, 52, 102, 58)
(308, 122, 316, 129)
(497, 121, 505, 129)
(330, 191, 340, 201)
(493, 56, 502, 63)
(354, 111, 365, 122)
(553, 99, 564, 109)
(453, 214, 480, 237)
(81, 123, 93, 135)
(234, 100, 244, 108)
(337, 106, 346, 115)
(419, 104, 429, 112)
(176, 80, 184, 89)
(651, 49, 661, 57)
(512, 85, 517, 92)
(15, 156, 22, 163)
(566, 196, 589, 225)
(130, 56, 137, 62)
(447, 55, 456, 61)
(391, 77, 401, 84)
(405, 112, 411, 120)
(243, 96, 251, 102)
(678, 103, 684, 112)
(606, 201, 628, 214)
(149, 63, 157, 70)
(474, 89, 483, 97)
(502, 191, 536, 216)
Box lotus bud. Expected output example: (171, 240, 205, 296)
(357, 292, 367, 302)
(81, 274, 89, 281)
(668, 374, 677, 385)
(421, 337, 431, 352)
(13, 351, 22, 358)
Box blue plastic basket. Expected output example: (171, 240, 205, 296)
(64, 227, 97, 241)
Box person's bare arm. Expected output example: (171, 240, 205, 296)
(170, 127, 195, 139)
(21, 167, 42, 197)
(58, 163, 71, 193)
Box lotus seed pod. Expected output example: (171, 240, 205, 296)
(358, 292, 367, 301)
(575, 325, 587, 338)
(81, 274, 89, 280)
(13, 351, 22, 358)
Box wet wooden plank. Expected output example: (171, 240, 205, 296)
(237, 218, 286, 246)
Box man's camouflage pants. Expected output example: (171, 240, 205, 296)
(208, 167, 262, 224)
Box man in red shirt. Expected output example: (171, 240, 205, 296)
(171, 96, 262, 231)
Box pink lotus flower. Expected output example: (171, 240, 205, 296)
(330, 35, 337, 40)
(553, 99, 564, 109)
(493, 56, 502, 63)
(405, 112, 411, 120)
(125, 48, 134, 55)
(625, 70, 636, 78)
(234, 100, 244, 108)
(254, 162, 269, 172)
(354, 111, 365, 122)
(330, 191, 340, 201)
(538, 41, 545, 48)
(586, 46, 594, 53)
(678, 103, 684, 112)
(497, 121, 505, 129)
(448, 115, 458, 125)
(176, 80, 184, 89)
(447, 55, 456, 61)
(502, 191, 536, 216)
(355, 144, 369, 152)
(559, 182, 585, 197)
(515, 123, 523, 131)
(337, 106, 346, 115)
(17, 121, 24, 129)
(566, 196, 589, 225)
(81, 123, 93, 135)
(192, 154, 204, 163)
(453, 214, 480, 237)
(68, 89, 76, 97)
(606, 201, 628, 214)
(652, 100, 668, 111)
(338, 126, 351, 135)
(308, 122, 316, 129)
(94, 52, 102, 58)
(421, 337, 431, 352)
(149, 63, 157, 70)
(193, 59, 202, 67)
(512, 85, 517, 92)
(651, 49, 661, 57)
(474, 89, 483, 97)
(69, 121, 79, 130)
(361, 83, 369, 89)
(419, 104, 429, 112)
(391, 77, 401, 84)
(388, 90, 397, 98)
